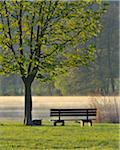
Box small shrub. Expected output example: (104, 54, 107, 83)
(90, 95, 119, 123)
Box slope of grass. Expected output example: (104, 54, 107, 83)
(0, 121, 119, 150)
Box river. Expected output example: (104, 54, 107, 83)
(0, 96, 119, 121)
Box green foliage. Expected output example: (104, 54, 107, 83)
(54, 67, 96, 96)
(32, 80, 60, 96)
(0, 121, 119, 149)
(0, 0, 107, 81)
(54, 1, 119, 96)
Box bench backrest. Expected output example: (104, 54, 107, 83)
(50, 108, 97, 121)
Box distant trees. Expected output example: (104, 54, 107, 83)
(0, 75, 23, 95)
(94, 1, 119, 95)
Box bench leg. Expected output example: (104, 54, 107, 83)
(91, 121, 92, 126)
(81, 120, 93, 127)
(81, 120, 84, 127)
(54, 121, 64, 126)
(54, 122, 57, 126)
(89, 121, 92, 126)
(83, 121, 85, 127)
(62, 121, 64, 126)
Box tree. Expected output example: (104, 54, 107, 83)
(0, 0, 107, 125)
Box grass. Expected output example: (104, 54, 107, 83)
(0, 121, 119, 150)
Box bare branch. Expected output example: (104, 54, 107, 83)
(28, 11, 36, 74)
(18, 1, 23, 55)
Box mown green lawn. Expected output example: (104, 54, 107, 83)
(0, 121, 119, 150)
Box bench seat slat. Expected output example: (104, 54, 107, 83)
(50, 111, 96, 113)
(50, 113, 96, 116)
(51, 109, 96, 111)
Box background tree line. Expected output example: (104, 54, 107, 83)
(0, 1, 119, 96)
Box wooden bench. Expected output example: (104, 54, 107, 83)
(50, 108, 97, 126)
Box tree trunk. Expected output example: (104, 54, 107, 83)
(24, 82, 33, 125)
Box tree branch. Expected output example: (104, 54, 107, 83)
(31, 1, 60, 74)
(1, 2, 25, 78)
(35, 1, 59, 58)
(18, 1, 23, 55)
(3, 1, 16, 56)
(36, 2, 43, 54)
(28, 11, 35, 74)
